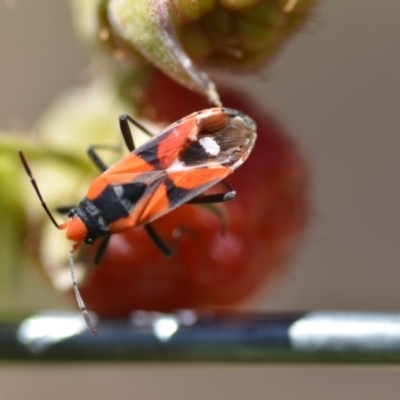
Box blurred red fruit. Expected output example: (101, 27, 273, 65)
(79, 72, 309, 317)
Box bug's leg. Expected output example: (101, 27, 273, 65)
(188, 180, 235, 235)
(187, 190, 236, 204)
(145, 181, 236, 254)
(188, 181, 236, 204)
(87, 114, 154, 169)
(144, 223, 182, 257)
(87, 145, 121, 172)
(119, 114, 155, 152)
(93, 236, 111, 265)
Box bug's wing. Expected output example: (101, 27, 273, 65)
(135, 166, 231, 224)
(96, 108, 257, 226)
(104, 108, 256, 175)
(151, 107, 258, 173)
(134, 109, 257, 224)
(174, 108, 257, 172)
(86, 170, 155, 201)
(104, 116, 198, 174)
(97, 165, 229, 228)
(100, 170, 168, 232)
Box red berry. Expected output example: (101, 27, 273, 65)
(79, 73, 309, 316)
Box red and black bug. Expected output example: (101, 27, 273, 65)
(19, 107, 257, 336)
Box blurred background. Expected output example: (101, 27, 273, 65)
(1, 0, 400, 399)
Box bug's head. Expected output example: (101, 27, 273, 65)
(65, 210, 91, 245)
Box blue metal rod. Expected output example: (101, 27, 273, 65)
(1, 310, 400, 362)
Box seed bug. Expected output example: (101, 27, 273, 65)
(19, 107, 257, 336)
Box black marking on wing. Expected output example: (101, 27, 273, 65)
(92, 182, 146, 225)
(120, 182, 147, 205)
(163, 173, 220, 212)
(164, 176, 193, 205)
(92, 187, 128, 225)
(77, 176, 157, 242)
(136, 140, 162, 168)
(178, 140, 210, 165)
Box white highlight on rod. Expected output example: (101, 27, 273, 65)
(288, 311, 400, 351)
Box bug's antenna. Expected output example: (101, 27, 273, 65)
(69, 244, 97, 337)
(18, 150, 63, 229)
